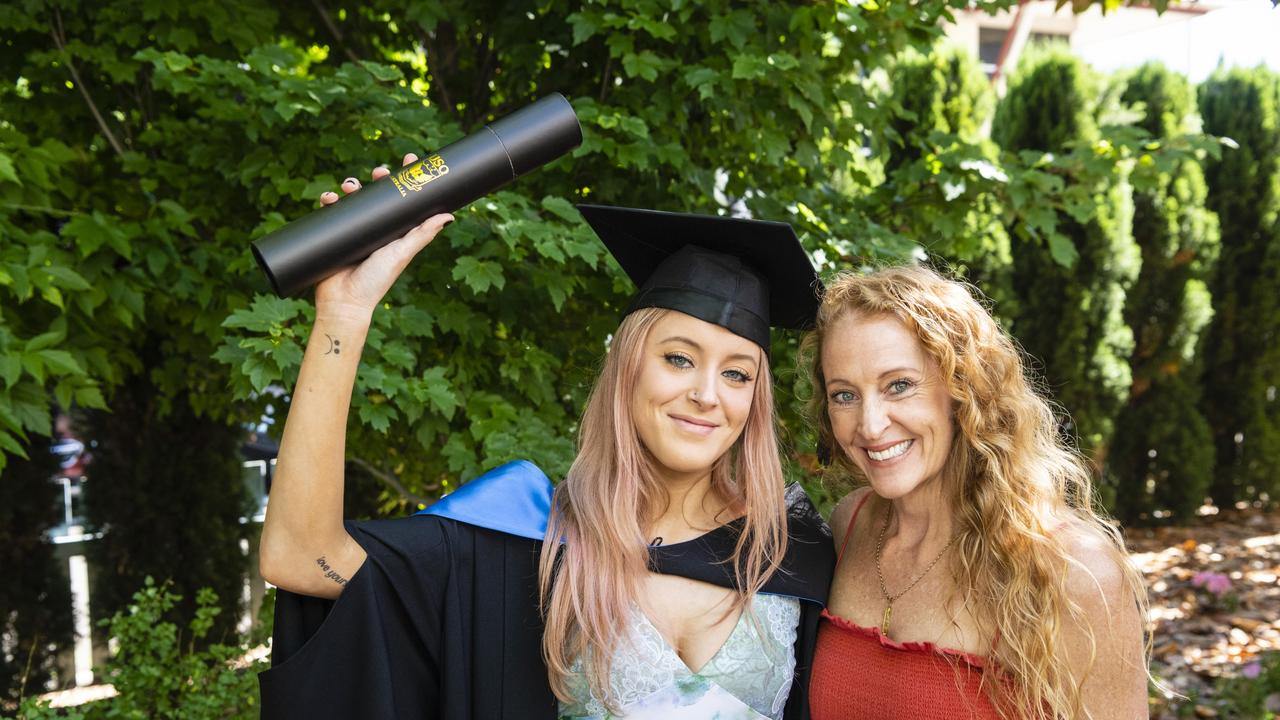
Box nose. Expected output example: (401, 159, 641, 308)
(689, 370, 720, 408)
(858, 396, 890, 440)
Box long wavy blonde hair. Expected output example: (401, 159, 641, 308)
(538, 307, 789, 709)
(800, 265, 1149, 719)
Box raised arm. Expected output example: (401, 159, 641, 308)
(258, 155, 453, 599)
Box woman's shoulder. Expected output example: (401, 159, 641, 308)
(1049, 516, 1149, 713)
(346, 514, 455, 563)
(1054, 518, 1134, 605)
(829, 487, 875, 552)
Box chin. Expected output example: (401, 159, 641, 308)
(648, 444, 725, 477)
(652, 455, 720, 476)
(860, 468, 927, 500)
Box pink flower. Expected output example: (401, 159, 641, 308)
(1192, 571, 1232, 596)
(1242, 661, 1262, 679)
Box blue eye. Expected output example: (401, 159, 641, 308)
(829, 390, 857, 404)
(889, 379, 915, 394)
(723, 369, 753, 383)
(665, 353, 693, 369)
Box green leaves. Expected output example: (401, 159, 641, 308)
(414, 367, 459, 420)
(621, 50, 663, 81)
(568, 11, 602, 45)
(2, 0, 1218, 508)
(452, 256, 505, 294)
(78, 579, 268, 719)
(216, 296, 311, 395)
(0, 152, 18, 186)
(359, 60, 405, 83)
(62, 211, 133, 259)
(683, 66, 719, 100)
(1047, 232, 1081, 267)
(708, 9, 754, 49)
(730, 55, 769, 81)
(221, 295, 312, 331)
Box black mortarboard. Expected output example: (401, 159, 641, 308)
(576, 205, 822, 351)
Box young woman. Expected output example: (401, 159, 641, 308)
(802, 265, 1149, 719)
(256, 157, 833, 719)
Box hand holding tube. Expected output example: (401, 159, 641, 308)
(312, 154, 452, 322)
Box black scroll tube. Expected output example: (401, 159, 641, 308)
(251, 93, 583, 297)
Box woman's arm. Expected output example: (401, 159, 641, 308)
(1061, 528, 1150, 719)
(258, 156, 453, 600)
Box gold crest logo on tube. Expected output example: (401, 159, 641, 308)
(392, 154, 450, 197)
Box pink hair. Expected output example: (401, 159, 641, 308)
(537, 307, 789, 710)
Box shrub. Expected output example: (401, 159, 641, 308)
(1197, 67, 1280, 506)
(3, 579, 271, 720)
(1108, 62, 1219, 523)
(1216, 652, 1280, 719)
(993, 45, 1139, 464)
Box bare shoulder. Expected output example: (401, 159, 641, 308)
(1058, 521, 1135, 608)
(829, 487, 875, 552)
(1056, 519, 1149, 717)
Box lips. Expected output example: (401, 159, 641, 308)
(669, 414, 719, 436)
(865, 439, 913, 461)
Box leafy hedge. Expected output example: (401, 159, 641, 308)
(5, 580, 270, 720)
(1197, 67, 1280, 506)
(993, 45, 1140, 464)
(0, 0, 1259, 699)
(1109, 62, 1219, 523)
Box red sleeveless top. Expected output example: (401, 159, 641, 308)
(809, 494, 1002, 719)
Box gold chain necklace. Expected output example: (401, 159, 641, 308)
(874, 504, 959, 635)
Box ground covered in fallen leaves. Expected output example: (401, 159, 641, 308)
(1129, 505, 1279, 718)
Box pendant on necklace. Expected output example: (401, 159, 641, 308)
(881, 603, 893, 635)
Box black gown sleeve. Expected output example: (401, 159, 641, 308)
(784, 600, 824, 720)
(782, 483, 835, 720)
(258, 515, 556, 720)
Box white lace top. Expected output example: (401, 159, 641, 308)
(558, 594, 801, 719)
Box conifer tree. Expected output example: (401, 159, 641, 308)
(1197, 68, 1280, 505)
(1109, 62, 1219, 523)
(887, 46, 1014, 316)
(992, 46, 1140, 467)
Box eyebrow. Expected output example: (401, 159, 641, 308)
(825, 366, 922, 386)
(659, 336, 760, 365)
(878, 366, 922, 379)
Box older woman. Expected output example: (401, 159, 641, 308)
(803, 265, 1148, 719)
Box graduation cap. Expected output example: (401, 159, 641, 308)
(576, 205, 821, 352)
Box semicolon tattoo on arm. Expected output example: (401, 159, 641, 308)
(323, 333, 342, 356)
(316, 556, 349, 586)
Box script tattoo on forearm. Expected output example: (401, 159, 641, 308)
(316, 556, 348, 586)
(323, 334, 342, 356)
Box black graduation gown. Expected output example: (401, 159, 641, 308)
(260, 461, 833, 720)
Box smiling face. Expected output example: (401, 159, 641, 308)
(629, 311, 762, 483)
(821, 312, 955, 501)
